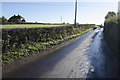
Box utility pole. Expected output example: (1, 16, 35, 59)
(74, 0, 77, 27)
(61, 16, 62, 24)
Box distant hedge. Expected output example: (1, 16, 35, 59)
(2, 24, 95, 64)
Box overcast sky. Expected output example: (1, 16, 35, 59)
(1, 0, 120, 25)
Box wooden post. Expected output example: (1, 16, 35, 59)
(74, 0, 77, 27)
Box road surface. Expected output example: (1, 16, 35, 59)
(3, 28, 119, 78)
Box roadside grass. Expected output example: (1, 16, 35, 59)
(95, 25, 100, 28)
(1, 24, 70, 28)
(2, 28, 93, 65)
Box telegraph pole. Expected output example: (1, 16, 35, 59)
(74, 0, 77, 27)
(61, 16, 62, 24)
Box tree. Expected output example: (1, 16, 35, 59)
(105, 12, 116, 19)
(63, 22, 65, 24)
(0, 17, 2, 24)
(0, 16, 8, 23)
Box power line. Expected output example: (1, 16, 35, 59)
(3, 2, 74, 6)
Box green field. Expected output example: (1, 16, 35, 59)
(1, 24, 70, 28)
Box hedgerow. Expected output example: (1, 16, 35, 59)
(2, 24, 95, 65)
(104, 12, 119, 55)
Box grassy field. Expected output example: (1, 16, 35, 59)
(1, 24, 70, 28)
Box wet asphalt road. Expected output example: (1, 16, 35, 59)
(4, 28, 119, 78)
